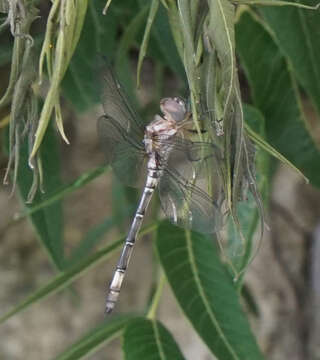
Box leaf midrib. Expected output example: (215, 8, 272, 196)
(152, 320, 166, 360)
(185, 231, 240, 360)
(216, 0, 235, 118)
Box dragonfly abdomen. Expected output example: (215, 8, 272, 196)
(105, 163, 160, 313)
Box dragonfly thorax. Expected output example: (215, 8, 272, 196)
(144, 97, 188, 154)
(144, 114, 178, 155)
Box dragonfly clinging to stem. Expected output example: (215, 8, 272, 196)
(97, 64, 224, 314)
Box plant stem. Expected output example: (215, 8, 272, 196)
(147, 271, 166, 319)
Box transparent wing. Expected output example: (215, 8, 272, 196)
(158, 165, 224, 234)
(155, 135, 222, 159)
(97, 115, 147, 188)
(158, 136, 224, 186)
(99, 62, 145, 139)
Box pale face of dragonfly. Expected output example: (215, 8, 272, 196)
(160, 97, 187, 123)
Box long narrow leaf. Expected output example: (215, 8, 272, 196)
(15, 165, 109, 221)
(31, 0, 88, 158)
(123, 318, 186, 360)
(13, 123, 64, 269)
(66, 204, 134, 268)
(226, 105, 270, 277)
(207, 0, 236, 119)
(236, 10, 320, 187)
(0, 223, 157, 324)
(259, 0, 320, 116)
(62, 0, 117, 112)
(137, 0, 159, 87)
(156, 222, 264, 360)
(151, 3, 185, 80)
(54, 315, 136, 360)
(245, 122, 308, 183)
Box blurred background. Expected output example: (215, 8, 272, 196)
(1, 1, 320, 359)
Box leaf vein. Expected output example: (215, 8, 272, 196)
(185, 231, 240, 360)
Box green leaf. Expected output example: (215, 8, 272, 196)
(62, 0, 117, 112)
(111, 176, 137, 234)
(137, 0, 159, 87)
(151, 3, 185, 80)
(245, 121, 308, 183)
(241, 284, 260, 318)
(115, 4, 149, 68)
(0, 39, 12, 66)
(54, 315, 136, 360)
(156, 222, 264, 360)
(207, 0, 236, 118)
(30, 0, 89, 158)
(113, 4, 149, 107)
(15, 122, 64, 269)
(123, 318, 186, 360)
(175, 1, 204, 135)
(225, 105, 270, 276)
(16, 165, 109, 221)
(236, 10, 320, 187)
(235, 0, 320, 9)
(0, 223, 157, 324)
(244, 103, 307, 182)
(243, 105, 270, 196)
(0, 34, 44, 67)
(66, 204, 134, 268)
(259, 1, 320, 116)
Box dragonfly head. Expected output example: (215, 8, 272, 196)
(160, 97, 187, 123)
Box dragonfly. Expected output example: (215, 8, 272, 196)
(97, 65, 224, 314)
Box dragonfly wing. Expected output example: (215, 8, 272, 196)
(158, 167, 223, 234)
(99, 62, 145, 138)
(97, 115, 147, 188)
(157, 136, 222, 175)
(158, 137, 225, 205)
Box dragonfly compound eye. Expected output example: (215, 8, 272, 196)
(160, 97, 187, 123)
(173, 97, 185, 106)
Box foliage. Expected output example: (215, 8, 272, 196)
(0, 0, 320, 359)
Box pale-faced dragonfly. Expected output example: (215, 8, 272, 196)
(98, 66, 224, 313)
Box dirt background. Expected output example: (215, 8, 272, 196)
(1, 74, 320, 360)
